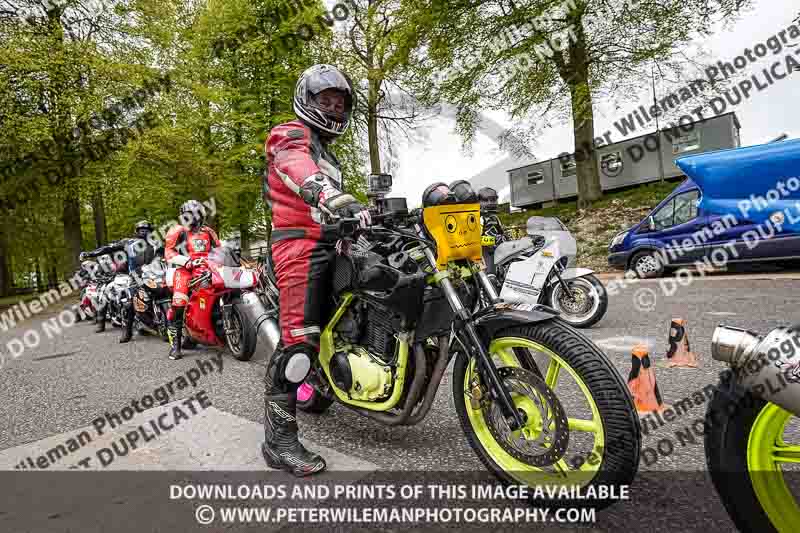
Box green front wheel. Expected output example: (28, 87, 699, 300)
(452, 319, 641, 509)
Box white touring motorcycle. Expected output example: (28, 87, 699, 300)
(482, 211, 608, 329)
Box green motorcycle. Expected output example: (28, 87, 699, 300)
(707, 325, 800, 531)
(243, 183, 641, 508)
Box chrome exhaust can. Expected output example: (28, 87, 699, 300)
(238, 291, 281, 362)
(712, 324, 800, 416)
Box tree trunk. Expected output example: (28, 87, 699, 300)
(92, 186, 107, 246)
(62, 190, 83, 275)
(0, 225, 9, 297)
(49, 263, 58, 289)
(35, 258, 44, 293)
(565, 18, 602, 209)
(239, 223, 250, 256)
(367, 77, 382, 174)
(569, 81, 602, 209)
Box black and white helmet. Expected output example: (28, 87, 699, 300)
(179, 200, 206, 230)
(293, 64, 355, 137)
(135, 220, 153, 237)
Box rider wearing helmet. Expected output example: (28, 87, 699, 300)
(163, 200, 221, 360)
(261, 64, 371, 477)
(79, 220, 161, 343)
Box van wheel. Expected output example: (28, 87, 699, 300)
(630, 250, 664, 279)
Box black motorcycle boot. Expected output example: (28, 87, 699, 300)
(262, 385, 326, 477)
(167, 308, 184, 360)
(95, 308, 106, 333)
(120, 309, 134, 343)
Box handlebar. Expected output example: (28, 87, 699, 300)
(322, 213, 400, 238)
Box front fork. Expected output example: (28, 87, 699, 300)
(420, 244, 526, 431)
(551, 263, 574, 299)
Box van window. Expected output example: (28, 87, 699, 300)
(652, 190, 700, 230)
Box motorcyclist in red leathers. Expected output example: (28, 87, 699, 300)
(164, 200, 221, 360)
(261, 64, 371, 476)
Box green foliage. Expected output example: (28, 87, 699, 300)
(0, 0, 372, 288)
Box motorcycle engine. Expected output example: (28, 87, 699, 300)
(332, 302, 399, 401)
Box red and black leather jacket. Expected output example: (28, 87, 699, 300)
(263, 120, 358, 242)
(164, 225, 221, 269)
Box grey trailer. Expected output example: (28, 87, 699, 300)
(508, 112, 741, 209)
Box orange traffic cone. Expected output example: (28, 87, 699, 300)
(666, 318, 699, 368)
(628, 345, 669, 415)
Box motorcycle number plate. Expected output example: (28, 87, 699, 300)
(505, 256, 555, 290)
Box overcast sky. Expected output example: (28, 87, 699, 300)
(358, 0, 800, 205)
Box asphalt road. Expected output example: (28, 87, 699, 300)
(1, 274, 798, 531)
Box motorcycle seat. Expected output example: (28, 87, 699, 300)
(494, 237, 543, 267)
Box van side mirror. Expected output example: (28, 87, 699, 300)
(647, 216, 656, 231)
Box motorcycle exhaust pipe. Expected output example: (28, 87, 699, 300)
(712, 324, 800, 415)
(238, 291, 281, 362)
(710, 325, 762, 366)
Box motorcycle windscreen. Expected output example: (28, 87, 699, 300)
(675, 138, 800, 230)
(113, 274, 133, 287)
(207, 246, 241, 267)
(216, 266, 256, 289)
(165, 267, 176, 288)
(526, 218, 577, 268)
(125, 239, 152, 272)
(498, 239, 561, 302)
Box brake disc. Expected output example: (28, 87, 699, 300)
(559, 284, 591, 314)
(482, 366, 570, 467)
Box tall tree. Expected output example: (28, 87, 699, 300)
(334, 0, 428, 175)
(402, 0, 752, 208)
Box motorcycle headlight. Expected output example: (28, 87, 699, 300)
(610, 231, 628, 249)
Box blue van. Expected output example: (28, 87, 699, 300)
(607, 138, 800, 278)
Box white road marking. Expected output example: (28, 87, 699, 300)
(0, 400, 377, 472)
(705, 312, 737, 316)
(593, 336, 657, 353)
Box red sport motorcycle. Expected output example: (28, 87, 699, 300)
(166, 246, 260, 360)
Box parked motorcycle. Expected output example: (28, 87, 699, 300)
(166, 245, 259, 360)
(480, 202, 608, 328)
(72, 260, 100, 322)
(103, 269, 135, 328)
(706, 324, 800, 532)
(132, 258, 172, 341)
(238, 177, 641, 508)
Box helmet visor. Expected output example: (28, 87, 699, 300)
(422, 183, 452, 207)
(306, 71, 354, 122)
